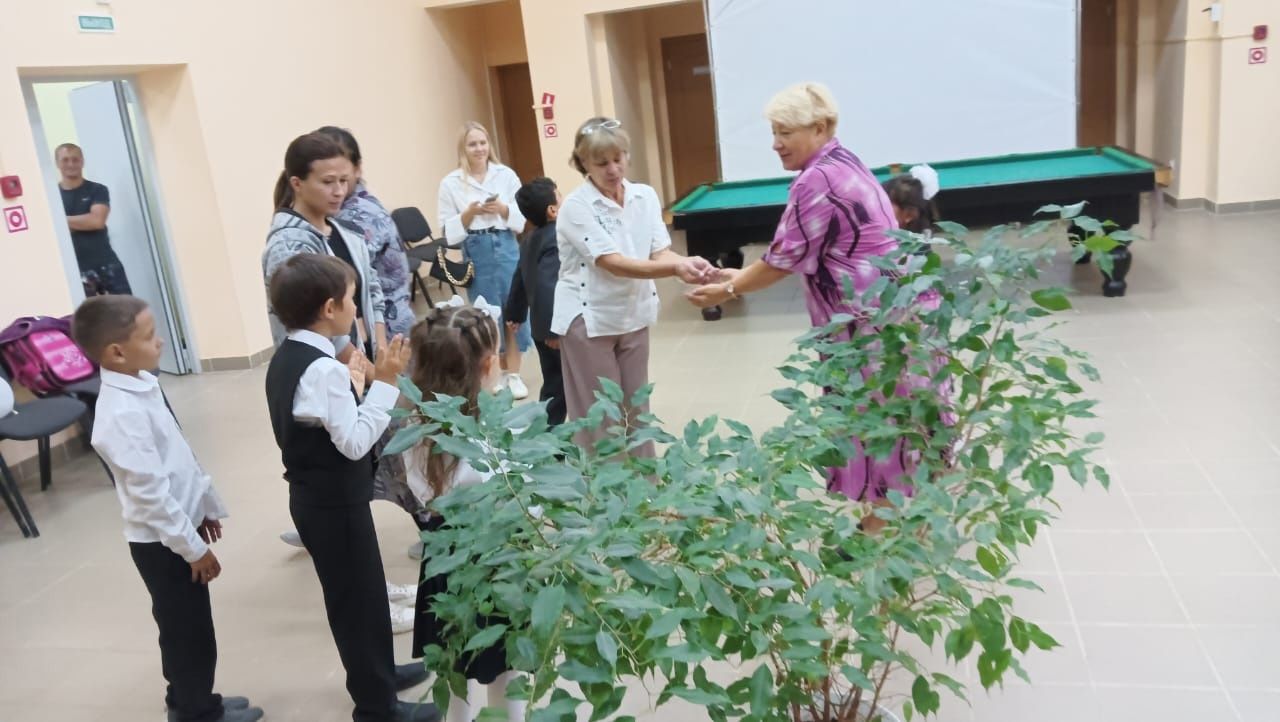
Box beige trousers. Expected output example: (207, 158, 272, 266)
(560, 315, 655, 458)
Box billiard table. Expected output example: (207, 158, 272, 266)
(671, 146, 1168, 317)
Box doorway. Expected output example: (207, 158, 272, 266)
(1078, 0, 1119, 147)
(661, 33, 719, 197)
(493, 63, 544, 184)
(23, 78, 193, 374)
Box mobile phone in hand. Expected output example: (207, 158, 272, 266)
(485, 193, 499, 203)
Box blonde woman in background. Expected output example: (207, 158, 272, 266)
(437, 122, 531, 399)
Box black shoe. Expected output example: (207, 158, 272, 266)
(394, 700, 442, 722)
(166, 697, 254, 722)
(394, 662, 430, 691)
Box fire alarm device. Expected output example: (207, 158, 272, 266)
(1254, 25, 1268, 41)
(0, 176, 22, 200)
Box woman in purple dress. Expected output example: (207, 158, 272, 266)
(687, 82, 926, 512)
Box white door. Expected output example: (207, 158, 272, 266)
(69, 82, 189, 374)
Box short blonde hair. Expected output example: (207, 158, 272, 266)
(570, 117, 631, 175)
(457, 121, 501, 171)
(764, 82, 840, 133)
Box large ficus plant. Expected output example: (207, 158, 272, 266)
(386, 208, 1112, 722)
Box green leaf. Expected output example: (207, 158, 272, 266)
(1026, 622, 1061, 651)
(701, 577, 738, 621)
(1009, 618, 1030, 653)
(558, 660, 613, 684)
(748, 664, 772, 713)
(911, 675, 942, 716)
(382, 423, 432, 456)
(645, 611, 686, 640)
(1030, 288, 1072, 312)
(944, 626, 975, 661)
(902, 700, 915, 722)
(978, 649, 1013, 689)
(1084, 234, 1120, 254)
(976, 546, 1005, 577)
(465, 624, 509, 652)
(596, 631, 618, 668)
(531, 585, 565, 635)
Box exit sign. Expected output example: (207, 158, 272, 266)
(78, 14, 116, 33)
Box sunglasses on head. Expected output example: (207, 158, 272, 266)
(580, 119, 622, 136)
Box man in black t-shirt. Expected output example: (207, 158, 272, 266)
(56, 143, 132, 296)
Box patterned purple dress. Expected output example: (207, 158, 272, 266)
(762, 138, 929, 502)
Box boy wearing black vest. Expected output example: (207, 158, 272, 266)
(265, 254, 438, 722)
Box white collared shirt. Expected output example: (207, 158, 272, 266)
(437, 163, 526, 247)
(403, 450, 488, 507)
(287, 329, 400, 461)
(551, 179, 672, 338)
(92, 369, 228, 563)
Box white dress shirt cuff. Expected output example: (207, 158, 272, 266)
(175, 529, 210, 564)
(364, 380, 400, 410)
(444, 215, 468, 247)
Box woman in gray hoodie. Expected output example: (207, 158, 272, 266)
(262, 132, 387, 363)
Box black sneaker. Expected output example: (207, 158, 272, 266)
(166, 697, 254, 722)
(218, 707, 264, 722)
(394, 700, 442, 722)
(394, 662, 430, 691)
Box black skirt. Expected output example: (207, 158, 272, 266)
(413, 515, 509, 684)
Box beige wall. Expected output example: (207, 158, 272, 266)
(0, 0, 491, 357)
(514, 0, 700, 196)
(1213, 0, 1279, 204)
(1121, 0, 1279, 205)
(0, 0, 493, 464)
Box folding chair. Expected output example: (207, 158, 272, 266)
(391, 207, 457, 304)
(0, 371, 91, 539)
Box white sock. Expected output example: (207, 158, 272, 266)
(445, 680, 481, 722)
(487, 672, 527, 721)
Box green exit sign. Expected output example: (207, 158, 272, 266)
(77, 14, 116, 33)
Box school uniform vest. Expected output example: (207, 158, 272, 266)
(265, 339, 373, 507)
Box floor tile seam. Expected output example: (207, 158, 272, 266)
(1115, 477, 1244, 721)
(1190, 458, 1280, 578)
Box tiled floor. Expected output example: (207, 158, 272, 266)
(2, 206, 1279, 721)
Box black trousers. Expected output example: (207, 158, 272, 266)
(535, 339, 566, 427)
(290, 498, 397, 721)
(129, 542, 223, 722)
(80, 257, 133, 296)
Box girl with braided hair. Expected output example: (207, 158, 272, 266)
(400, 296, 527, 722)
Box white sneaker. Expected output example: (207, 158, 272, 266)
(279, 529, 304, 548)
(390, 602, 415, 635)
(505, 374, 529, 400)
(387, 582, 417, 603)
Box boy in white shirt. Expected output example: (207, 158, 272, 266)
(72, 295, 263, 722)
(264, 254, 438, 722)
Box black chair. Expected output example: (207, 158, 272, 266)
(391, 207, 457, 303)
(0, 371, 91, 538)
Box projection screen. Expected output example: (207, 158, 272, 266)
(707, 0, 1079, 181)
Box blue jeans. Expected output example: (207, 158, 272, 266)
(464, 229, 531, 354)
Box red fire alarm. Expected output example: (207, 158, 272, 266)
(1255, 25, 1268, 41)
(0, 176, 21, 200)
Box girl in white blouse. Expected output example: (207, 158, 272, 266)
(401, 297, 526, 722)
(553, 117, 715, 455)
(436, 122, 531, 400)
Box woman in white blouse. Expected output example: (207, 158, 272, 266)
(437, 122, 531, 399)
(553, 117, 715, 454)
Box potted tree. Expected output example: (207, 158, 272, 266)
(387, 209, 1112, 722)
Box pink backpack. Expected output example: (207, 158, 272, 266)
(0, 316, 96, 395)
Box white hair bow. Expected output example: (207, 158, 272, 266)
(434, 294, 503, 323)
(909, 164, 940, 201)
